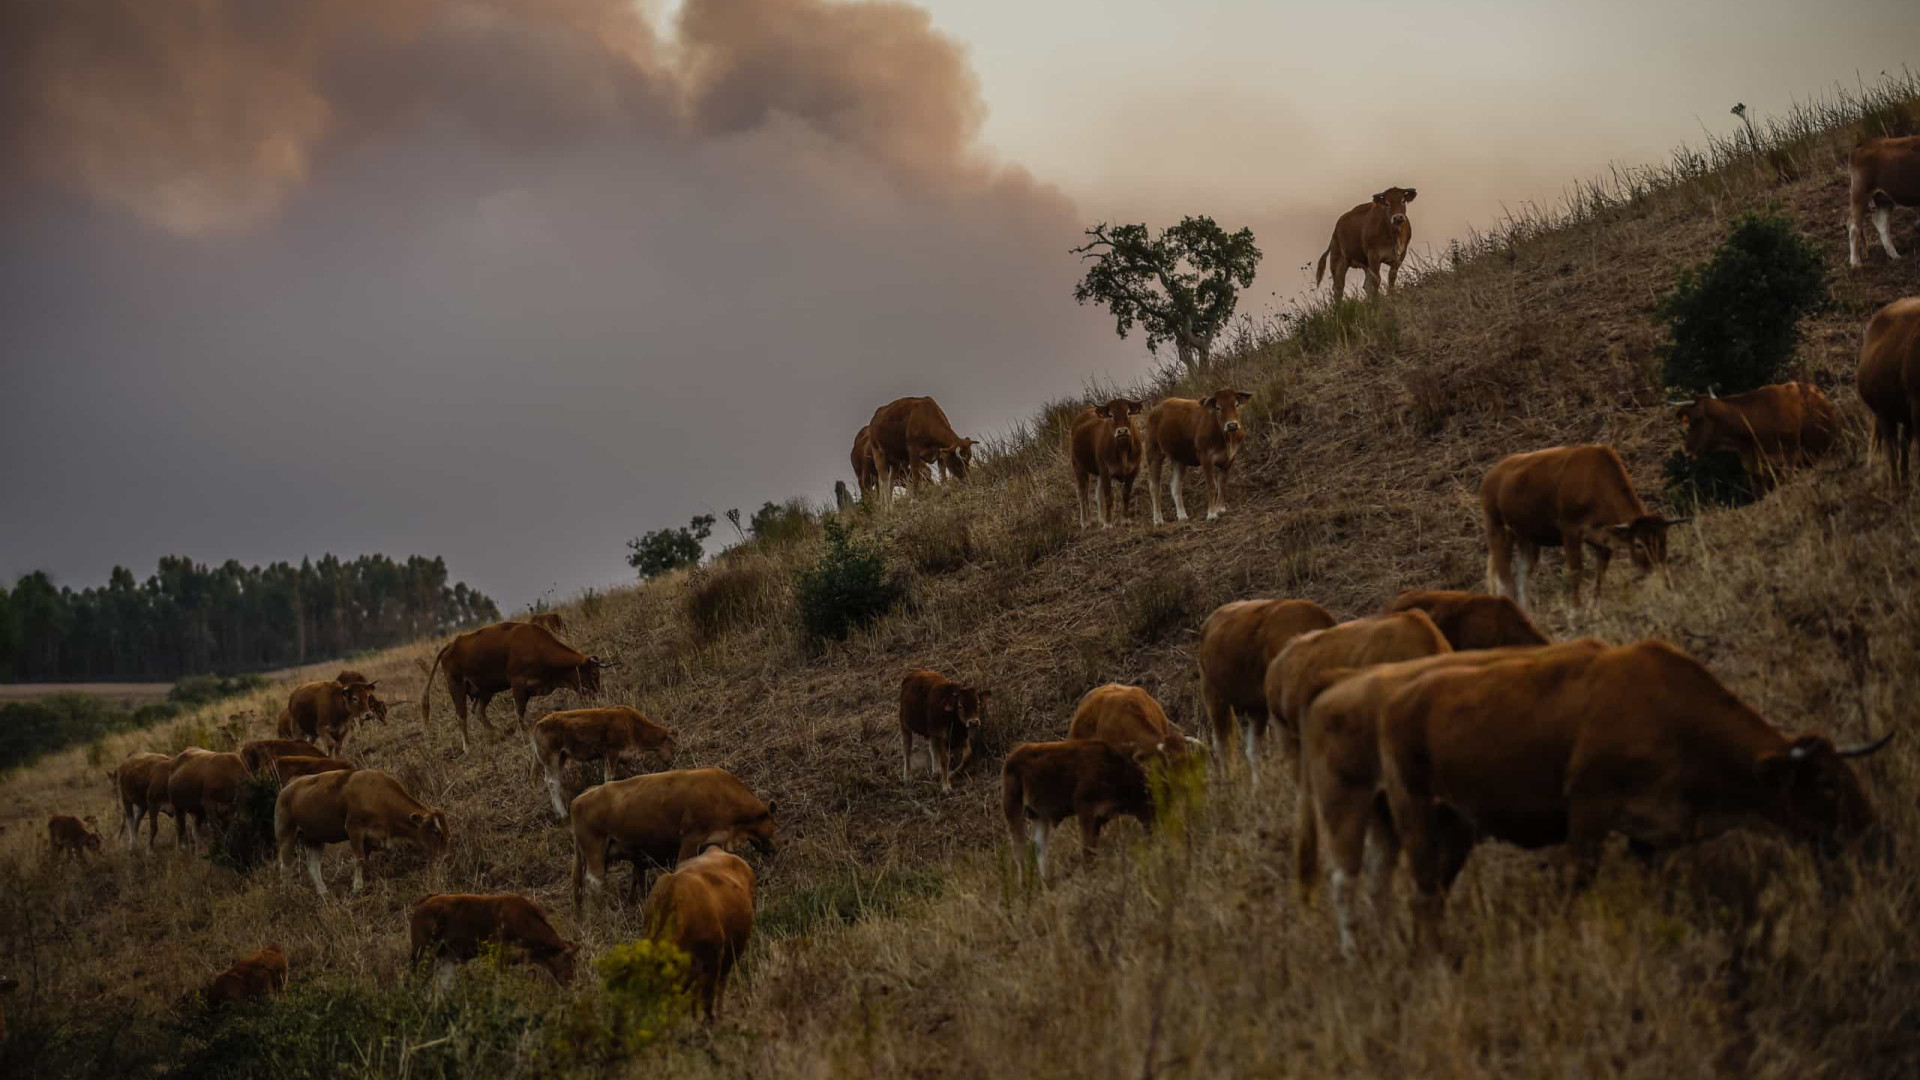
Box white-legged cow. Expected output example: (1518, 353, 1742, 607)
(1196, 598, 1337, 785)
(1143, 389, 1253, 525)
(1316, 186, 1417, 301)
(274, 769, 449, 897)
(531, 707, 678, 818)
(1068, 398, 1144, 528)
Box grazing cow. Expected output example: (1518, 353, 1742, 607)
(421, 621, 618, 752)
(1384, 589, 1547, 650)
(410, 893, 577, 990)
(1066, 683, 1195, 761)
(1674, 382, 1837, 490)
(143, 753, 183, 849)
(1481, 445, 1686, 614)
(866, 396, 975, 507)
(47, 815, 102, 859)
(642, 847, 757, 1022)
(111, 751, 174, 852)
(570, 768, 776, 910)
(1296, 640, 1606, 955)
(265, 756, 356, 783)
(1143, 389, 1253, 524)
(850, 425, 881, 497)
(1068, 398, 1145, 529)
(1379, 640, 1894, 950)
(1003, 740, 1156, 885)
(237, 739, 326, 776)
(532, 707, 679, 818)
(167, 749, 252, 850)
(1196, 598, 1338, 785)
(278, 677, 377, 757)
(275, 769, 450, 896)
(201, 947, 289, 1010)
(1316, 186, 1418, 301)
(898, 669, 988, 793)
(1847, 135, 1919, 267)
(1857, 298, 1920, 488)
(336, 669, 400, 723)
(1267, 610, 1453, 754)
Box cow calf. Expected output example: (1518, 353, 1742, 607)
(1002, 740, 1157, 885)
(410, 893, 577, 991)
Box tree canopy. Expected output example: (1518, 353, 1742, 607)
(626, 514, 716, 579)
(1072, 216, 1262, 374)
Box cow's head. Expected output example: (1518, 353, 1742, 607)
(741, 800, 778, 855)
(337, 680, 378, 723)
(408, 809, 452, 855)
(1762, 731, 1894, 847)
(1205, 388, 1254, 435)
(544, 941, 579, 986)
(936, 684, 989, 769)
(1605, 514, 1688, 574)
(578, 657, 618, 696)
(942, 438, 977, 480)
(628, 721, 678, 767)
(1372, 186, 1417, 226)
(1094, 398, 1145, 446)
(1674, 395, 1726, 459)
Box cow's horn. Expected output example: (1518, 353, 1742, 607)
(1836, 730, 1897, 758)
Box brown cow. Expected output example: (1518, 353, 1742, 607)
(1847, 135, 1919, 267)
(1196, 598, 1338, 785)
(111, 751, 174, 852)
(336, 669, 401, 723)
(278, 677, 377, 757)
(420, 621, 618, 753)
(143, 753, 183, 850)
(1066, 683, 1196, 761)
(1296, 640, 1606, 955)
(47, 815, 101, 859)
(1068, 398, 1145, 529)
(570, 768, 776, 910)
(1316, 186, 1417, 301)
(866, 396, 975, 509)
(1143, 390, 1253, 525)
(266, 756, 356, 783)
(899, 669, 988, 793)
(1384, 589, 1547, 650)
(237, 739, 325, 776)
(275, 769, 449, 897)
(1267, 610, 1453, 754)
(1858, 297, 1920, 488)
(167, 749, 252, 850)
(532, 707, 679, 818)
(850, 425, 882, 498)
(1481, 445, 1687, 614)
(410, 893, 577, 991)
(200, 947, 289, 1010)
(1002, 740, 1157, 885)
(642, 847, 757, 1022)
(1674, 382, 1837, 490)
(1379, 640, 1894, 951)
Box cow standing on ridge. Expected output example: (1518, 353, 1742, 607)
(1316, 187, 1417, 301)
(865, 396, 976, 508)
(420, 621, 618, 752)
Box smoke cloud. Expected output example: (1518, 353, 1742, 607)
(0, 0, 1115, 608)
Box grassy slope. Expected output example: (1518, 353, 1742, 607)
(5, 83, 1920, 1079)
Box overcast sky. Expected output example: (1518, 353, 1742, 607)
(2, 0, 1915, 611)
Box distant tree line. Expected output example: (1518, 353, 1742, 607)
(0, 554, 501, 682)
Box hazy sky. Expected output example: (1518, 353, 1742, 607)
(2, 0, 1915, 611)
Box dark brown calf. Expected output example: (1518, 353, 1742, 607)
(1675, 382, 1836, 490)
(1384, 589, 1547, 650)
(1068, 398, 1144, 529)
(899, 669, 987, 793)
(202, 947, 289, 1010)
(1002, 740, 1156, 884)
(47, 815, 101, 858)
(410, 893, 577, 990)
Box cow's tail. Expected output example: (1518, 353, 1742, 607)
(1294, 768, 1320, 905)
(420, 640, 454, 725)
(1314, 241, 1332, 288)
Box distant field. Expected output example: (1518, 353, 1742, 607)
(0, 683, 174, 705)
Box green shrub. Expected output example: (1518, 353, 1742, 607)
(684, 559, 779, 640)
(206, 775, 281, 872)
(1662, 449, 1755, 511)
(748, 499, 816, 546)
(595, 939, 694, 1046)
(1656, 209, 1826, 395)
(795, 520, 901, 643)
(626, 514, 714, 580)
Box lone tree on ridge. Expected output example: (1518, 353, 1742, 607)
(1071, 216, 1262, 375)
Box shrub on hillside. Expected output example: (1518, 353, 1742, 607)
(206, 775, 281, 872)
(595, 939, 695, 1046)
(795, 520, 902, 643)
(626, 514, 714, 580)
(684, 558, 780, 640)
(1662, 450, 1754, 511)
(747, 499, 816, 546)
(1656, 209, 1826, 395)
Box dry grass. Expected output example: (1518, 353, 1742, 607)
(5, 75, 1920, 1079)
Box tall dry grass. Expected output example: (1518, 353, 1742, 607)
(4, 73, 1920, 1079)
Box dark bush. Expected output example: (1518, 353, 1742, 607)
(1656, 209, 1826, 395)
(1662, 450, 1755, 511)
(683, 559, 779, 640)
(625, 514, 714, 580)
(748, 499, 816, 546)
(0, 693, 172, 772)
(168, 674, 267, 708)
(795, 520, 901, 643)
(206, 775, 281, 872)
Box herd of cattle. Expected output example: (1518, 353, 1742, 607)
(23, 146, 1920, 1027)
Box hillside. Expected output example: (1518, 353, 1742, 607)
(4, 79, 1919, 1079)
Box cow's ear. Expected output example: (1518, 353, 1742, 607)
(1372, 191, 1388, 205)
(1094, 404, 1113, 419)
(1123, 398, 1144, 412)
(409, 812, 426, 826)
(1402, 188, 1417, 202)
(563, 941, 579, 956)
(364, 681, 378, 690)
(1205, 396, 1221, 412)
(1235, 390, 1253, 404)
